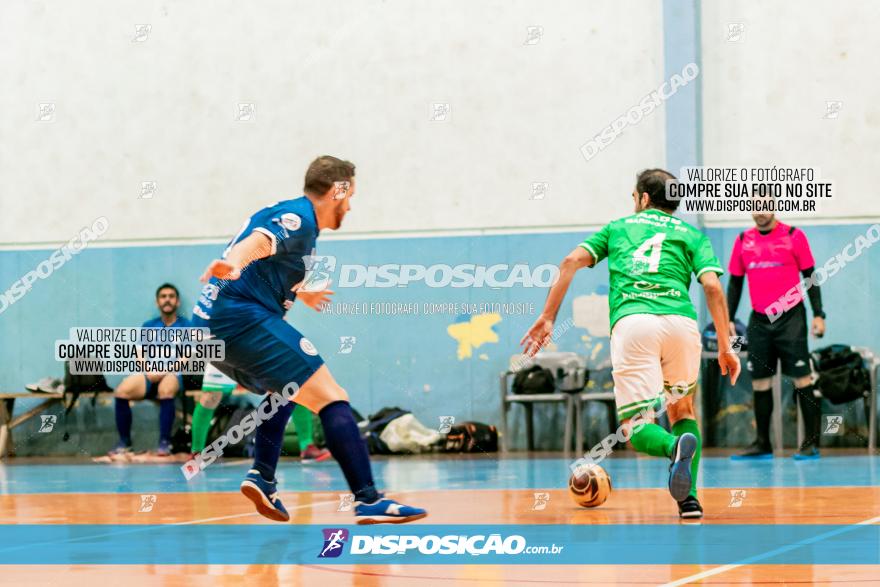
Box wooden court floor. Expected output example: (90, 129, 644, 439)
(0, 452, 878, 585)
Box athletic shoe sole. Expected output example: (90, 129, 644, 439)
(355, 512, 428, 525)
(679, 508, 704, 519)
(792, 453, 820, 461)
(668, 433, 697, 502)
(240, 481, 290, 522)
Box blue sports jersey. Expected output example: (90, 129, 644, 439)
(141, 316, 191, 329)
(140, 315, 191, 365)
(192, 197, 320, 329)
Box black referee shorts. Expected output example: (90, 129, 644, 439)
(746, 302, 812, 379)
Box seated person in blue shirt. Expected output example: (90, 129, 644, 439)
(110, 283, 192, 457)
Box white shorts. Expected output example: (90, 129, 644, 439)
(201, 363, 237, 393)
(610, 313, 702, 420)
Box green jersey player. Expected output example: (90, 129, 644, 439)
(521, 168, 740, 519)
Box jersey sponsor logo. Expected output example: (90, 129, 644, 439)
(270, 213, 303, 239)
(279, 213, 302, 231)
(631, 260, 650, 275)
(202, 283, 220, 301)
(746, 261, 783, 270)
(193, 306, 211, 320)
(632, 281, 662, 291)
(621, 288, 682, 301)
(300, 337, 318, 356)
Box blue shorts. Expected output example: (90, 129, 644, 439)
(208, 315, 325, 396)
(142, 374, 202, 399)
(143, 374, 184, 400)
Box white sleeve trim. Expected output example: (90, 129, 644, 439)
(696, 266, 724, 278)
(579, 242, 599, 260)
(253, 227, 278, 255)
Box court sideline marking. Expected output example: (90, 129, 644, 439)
(658, 514, 880, 586)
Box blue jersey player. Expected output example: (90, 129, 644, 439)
(191, 156, 426, 524)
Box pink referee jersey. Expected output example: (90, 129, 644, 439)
(728, 222, 815, 314)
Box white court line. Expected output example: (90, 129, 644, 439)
(171, 498, 340, 526)
(659, 514, 880, 586)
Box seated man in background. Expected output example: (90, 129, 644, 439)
(110, 283, 193, 457)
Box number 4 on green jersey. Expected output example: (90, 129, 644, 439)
(579, 209, 724, 329)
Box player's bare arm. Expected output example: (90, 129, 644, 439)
(200, 231, 273, 282)
(295, 289, 334, 311)
(520, 246, 594, 357)
(700, 271, 741, 385)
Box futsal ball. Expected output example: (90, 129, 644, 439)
(568, 463, 612, 508)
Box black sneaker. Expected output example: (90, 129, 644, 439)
(730, 440, 773, 461)
(668, 433, 697, 502)
(678, 495, 703, 519)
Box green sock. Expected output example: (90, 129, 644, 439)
(292, 404, 314, 452)
(191, 403, 216, 453)
(672, 418, 701, 499)
(629, 422, 677, 458)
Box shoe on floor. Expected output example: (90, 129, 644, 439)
(301, 444, 332, 463)
(26, 377, 63, 393)
(354, 495, 428, 525)
(678, 495, 704, 519)
(730, 440, 774, 460)
(155, 439, 172, 457)
(793, 445, 820, 460)
(108, 443, 133, 461)
(668, 432, 697, 502)
(240, 469, 290, 522)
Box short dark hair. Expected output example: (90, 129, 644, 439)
(636, 168, 678, 212)
(155, 283, 179, 299)
(303, 156, 356, 196)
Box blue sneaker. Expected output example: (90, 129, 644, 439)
(793, 446, 820, 461)
(240, 469, 290, 522)
(107, 442, 133, 461)
(156, 439, 172, 457)
(668, 432, 697, 502)
(354, 495, 428, 525)
(730, 441, 774, 461)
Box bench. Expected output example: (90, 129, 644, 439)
(0, 388, 246, 459)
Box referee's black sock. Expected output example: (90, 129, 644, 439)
(795, 384, 822, 449)
(753, 390, 773, 449)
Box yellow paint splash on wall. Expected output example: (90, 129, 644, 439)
(447, 313, 502, 360)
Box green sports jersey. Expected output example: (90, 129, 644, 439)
(579, 209, 723, 329)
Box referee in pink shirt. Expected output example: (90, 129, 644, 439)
(727, 212, 826, 460)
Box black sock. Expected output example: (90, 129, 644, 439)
(753, 390, 773, 448)
(795, 383, 821, 448)
(252, 397, 295, 481)
(319, 401, 380, 503)
(158, 398, 175, 444)
(114, 397, 132, 446)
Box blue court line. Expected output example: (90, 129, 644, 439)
(0, 524, 877, 565)
(1, 456, 878, 494)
